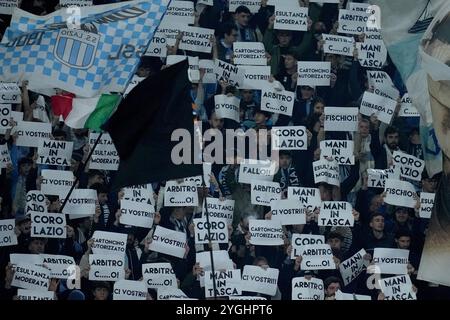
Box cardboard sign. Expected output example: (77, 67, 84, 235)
(157, 288, 190, 300)
(312, 159, 340, 186)
(337, 9, 369, 35)
(197, 250, 234, 273)
(229, 296, 267, 300)
(398, 93, 420, 117)
(323, 34, 354, 57)
(384, 179, 417, 208)
(291, 277, 324, 300)
(205, 269, 242, 298)
(393, 151, 425, 182)
(37, 139, 73, 167)
(249, 219, 284, 246)
(339, 249, 367, 286)
(11, 263, 50, 291)
(241, 265, 279, 296)
(299, 244, 335, 270)
(367, 71, 399, 100)
(31, 212, 66, 239)
(287, 188, 320, 214)
(198, 0, 213, 5)
(89, 254, 125, 282)
(164, 180, 198, 207)
(89, 132, 119, 171)
(260, 87, 294, 116)
(9, 253, 43, 266)
(214, 59, 245, 87)
(270, 199, 306, 225)
(149, 226, 187, 258)
(0, 104, 11, 130)
(229, 0, 261, 13)
(271, 126, 307, 150)
(373, 248, 409, 275)
(119, 199, 154, 228)
(324, 107, 358, 132)
(203, 198, 234, 224)
(419, 192, 435, 219)
(318, 201, 354, 227)
(0, 0, 19, 15)
(379, 275, 417, 300)
(0, 144, 11, 168)
(0, 219, 18, 247)
(156, 21, 183, 47)
(274, 6, 308, 31)
(367, 168, 396, 188)
(233, 42, 266, 66)
(238, 159, 276, 184)
(16, 289, 55, 300)
(297, 61, 331, 86)
(41, 169, 74, 198)
(179, 26, 214, 53)
(194, 217, 229, 244)
(251, 181, 282, 206)
(199, 59, 217, 83)
(164, 1, 195, 25)
(26, 191, 47, 214)
(356, 39, 387, 69)
(15, 121, 52, 147)
(113, 280, 147, 300)
(320, 140, 355, 165)
(60, 0, 93, 7)
(360, 91, 397, 124)
(92, 231, 127, 255)
(214, 94, 240, 122)
(142, 262, 177, 289)
(145, 31, 168, 58)
(183, 163, 212, 189)
(123, 184, 154, 205)
(335, 290, 371, 300)
(291, 234, 325, 258)
(40, 254, 76, 279)
(61, 189, 97, 216)
(240, 65, 271, 90)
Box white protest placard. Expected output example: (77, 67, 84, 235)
(157, 288, 191, 300)
(270, 199, 306, 225)
(179, 26, 214, 53)
(123, 184, 154, 205)
(337, 9, 369, 35)
(260, 87, 294, 116)
(183, 162, 212, 189)
(156, 21, 183, 47)
(367, 168, 393, 188)
(367, 71, 399, 100)
(164, 180, 198, 207)
(0, 0, 19, 15)
(419, 193, 435, 219)
(233, 42, 266, 66)
(241, 265, 279, 296)
(249, 219, 284, 246)
(61, 189, 97, 217)
(271, 126, 307, 150)
(0, 104, 11, 130)
(379, 275, 416, 300)
(113, 280, 147, 300)
(26, 191, 47, 214)
(203, 198, 234, 224)
(89, 132, 119, 171)
(384, 179, 417, 208)
(60, 0, 92, 7)
(199, 59, 216, 83)
(194, 217, 228, 244)
(313, 159, 340, 186)
(323, 34, 355, 57)
(393, 151, 425, 182)
(214, 94, 240, 122)
(288, 187, 321, 210)
(197, 250, 233, 272)
(145, 31, 167, 58)
(0, 144, 11, 168)
(320, 140, 355, 165)
(339, 249, 367, 286)
(399, 93, 420, 117)
(229, 296, 267, 300)
(238, 159, 276, 184)
(0, 219, 17, 247)
(89, 254, 125, 282)
(324, 107, 359, 132)
(356, 39, 387, 69)
(198, 0, 213, 5)
(31, 212, 66, 239)
(11, 263, 50, 291)
(119, 199, 154, 228)
(37, 139, 73, 167)
(318, 201, 354, 227)
(92, 231, 127, 255)
(297, 61, 331, 86)
(229, 0, 261, 13)
(214, 59, 246, 87)
(10, 253, 43, 266)
(0, 82, 21, 103)
(335, 290, 371, 300)
(142, 262, 177, 289)
(240, 65, 271, 90)
(372, 248, 409, 275)
(15, 121, 52, 147)
(290, 234, 325, 258)
(205, 269, 242, 298)
(274, 6, 308, 31)
(149, 226, 187, 258)
(360, 91, 397, 124)
(32, 96, 49, 124)
(251, 180, 282, 206)
(164, 0, 195, 25)
(300, 244, 335, 270)
(40, 254, 75, 279)
(291, 277, 324, 300)
(16, 289, 55, 300)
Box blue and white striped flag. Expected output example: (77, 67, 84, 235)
(0, 0, 170, 97)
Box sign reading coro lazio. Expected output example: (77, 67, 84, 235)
(290, 234, 325, 258)
(393, 151, 425, 182)
(271, 126, 307, 150)
(194, 218, 228, 244)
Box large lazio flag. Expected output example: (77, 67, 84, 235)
(65, 94, 120, 131)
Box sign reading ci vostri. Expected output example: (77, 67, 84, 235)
(61, 189, 97, 216)
(149, 226, 187, 259)
(164, 180, 198, 207)
(372, 248, 409, 275)
(270, 198, 307, 225)
(241, 265, 279, 296)
(15, 121, 52, 147)
(40, 169, 74, 198)
(214, 94, 240, 122)
(271, 126, 307, 150)
(119, 199, 154, 228)
(360, 91, 397, 124)
(113, 280, 147, 300)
